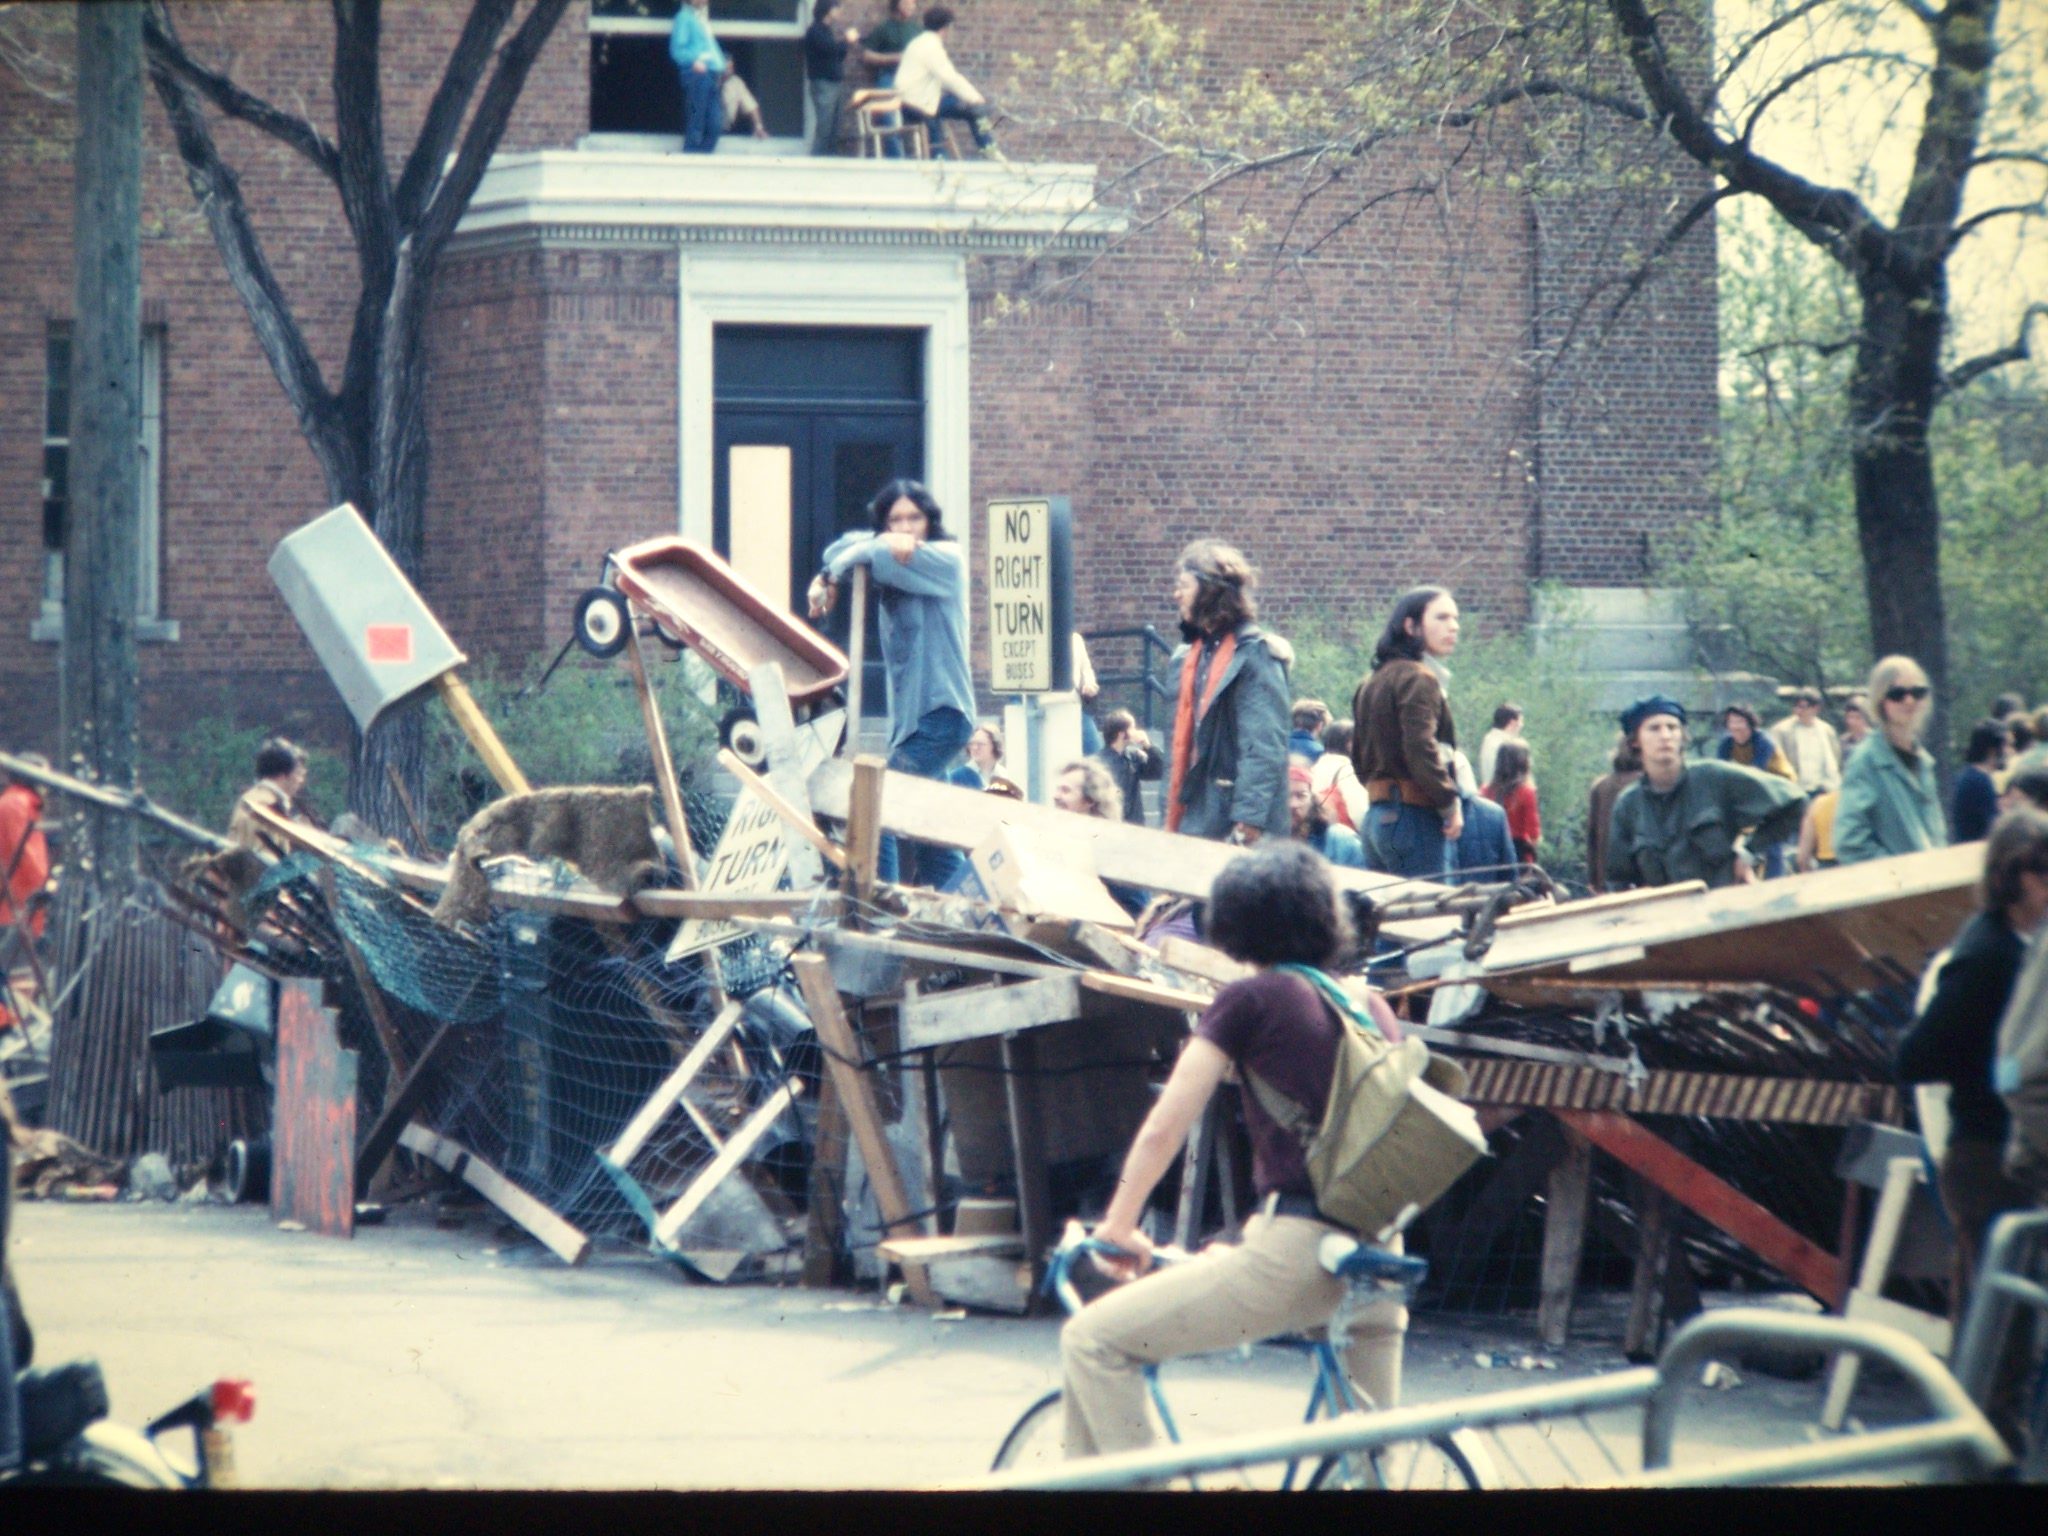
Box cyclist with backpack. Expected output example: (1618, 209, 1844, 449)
(1059, 842, 1412, 1460)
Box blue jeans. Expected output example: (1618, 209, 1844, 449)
(1363, 800, 1451, 884)
(878, 706, 974, 886)
(680, 67, 722, 153)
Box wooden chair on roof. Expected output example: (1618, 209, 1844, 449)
(849, 89, 927, 159)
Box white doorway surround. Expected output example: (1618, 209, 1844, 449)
(677, 249, 972, 566)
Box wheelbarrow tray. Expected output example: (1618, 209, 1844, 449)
(610, 535, 848, 708)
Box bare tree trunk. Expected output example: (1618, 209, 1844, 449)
(1850, 280, 1953, 767)
(62, 0, 143, 897)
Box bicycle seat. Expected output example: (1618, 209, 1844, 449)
(1318, 1233, 1427, 1291)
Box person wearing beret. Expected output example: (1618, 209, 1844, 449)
(1604, 695, 1808, 892)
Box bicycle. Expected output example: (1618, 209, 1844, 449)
(990, 1219, 1492, 1490)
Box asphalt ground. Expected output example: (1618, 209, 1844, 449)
(7, 1195, 1937, 1490)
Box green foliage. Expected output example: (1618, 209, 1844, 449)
(416, 651, 722, 848)
(1283, 594, 1614, 890)
(1664, 217, 2048, 719)
(141, 710, 345, 835)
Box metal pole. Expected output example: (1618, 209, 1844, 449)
(842, 566, 868, 758)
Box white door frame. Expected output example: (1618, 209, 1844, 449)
(677, 249, 971, 574)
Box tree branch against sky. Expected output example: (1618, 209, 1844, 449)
(141, 0, 572, 834)
(1014, 0, 2044, 757)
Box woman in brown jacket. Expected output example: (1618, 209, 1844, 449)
(1349, 586, 1462, 880)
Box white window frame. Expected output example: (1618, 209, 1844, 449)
(34, 324, 177, 643)
(587, 5, 811, 154)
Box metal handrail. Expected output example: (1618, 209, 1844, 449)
(1080, 624, 1176, 736)
(959, 1308, 2012, 1491)
(1950, 1209, 2048, 1409)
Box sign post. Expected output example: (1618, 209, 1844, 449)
(986, 498, 1074, 802)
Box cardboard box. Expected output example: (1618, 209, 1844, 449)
(969, 822, 1135, 933)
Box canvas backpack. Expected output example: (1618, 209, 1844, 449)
(1239, 964, 1472, 1237)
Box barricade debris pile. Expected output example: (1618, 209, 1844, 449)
(0, 519, 1983, 1340)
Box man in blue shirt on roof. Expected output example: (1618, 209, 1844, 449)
(671, 0, 728, 154)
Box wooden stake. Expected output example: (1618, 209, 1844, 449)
(841, 564, 867, 758)
(1537, 1122, 1593, 1348)
(791, 952, 938, 1305)
(353, 1020, 467, 1200)
(316, 865, 412, 1079)
(846, 755, 887, 912)
(623, 620, 700, 889)
(383, 763, 433, 857)
(432, 672, 530, 796)
(717, 749, 848, 871)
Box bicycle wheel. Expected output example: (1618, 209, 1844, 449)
(991, 1389, 1067, 1474)
(1308, 1425, 1492, 1491)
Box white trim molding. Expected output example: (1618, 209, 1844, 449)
(454, 149, 1120, 255)
(676, 249, 972, 576)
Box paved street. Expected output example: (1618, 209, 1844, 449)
(8, 1198, 1925, 1490)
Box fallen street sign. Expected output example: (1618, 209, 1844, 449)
(667, 787, 792, 960)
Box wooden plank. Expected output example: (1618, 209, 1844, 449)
(718, 749, 848, 872)
(1622, 1177, 1671, 1361)
(651, 1080, 803, 1251)
(602, 1001, 747, 1168)
(271, 979, 357, 1239)
(1077, 971, 1214, 1014)
(1821, 1155, 1935, 1429)
(846, 755, 886, 912)
(899, 975, 1085, 1051)
(353, 1020, 468, 1200)
(1555, 1109, 1844, 1309)
(633, 890, 841, 921)
(1412, 1027, 1635, 1076)
(1537, 1125, 1592, 1347)
(802, 1070, 850, 1287)
(746, 659, 826, 890)
(433, 671, 532, 796)
(791, 952, 939, 1306)
(316, 865, 413, 1078)
(1155, 935, 1250, 988)
(624, 620, 702, 890)
(753, 921, 1075, 983)
(1003, 1030, 1055, 1312)
(1455, 1058, 1894, 1127)
(878, 1233, 1026, 1263)
(806, 757, 1457, 939)
(842, 564, 867, 756)
(400, 1124, 592, 1266)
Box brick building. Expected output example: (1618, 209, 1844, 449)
(0, 1, 1718, 761)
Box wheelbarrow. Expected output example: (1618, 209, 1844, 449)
(570, 536, 850, 767)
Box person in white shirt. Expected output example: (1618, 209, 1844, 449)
(1772, 686, 1843, 794)
(892, 7, 1000, 158)
(1477, 702, 1522, 787)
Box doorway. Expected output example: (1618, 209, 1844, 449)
(712, 324, 924, 714)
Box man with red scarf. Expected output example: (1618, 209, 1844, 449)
(1163, 541, 1292, 844)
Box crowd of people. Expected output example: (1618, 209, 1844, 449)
(675, 1, 1004, 161)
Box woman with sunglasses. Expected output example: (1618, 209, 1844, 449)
(1835, 655, 1947, 864)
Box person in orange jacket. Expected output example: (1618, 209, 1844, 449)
(0, 754, 51, 947)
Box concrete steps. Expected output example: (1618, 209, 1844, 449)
(1533, 586, 1775, 717)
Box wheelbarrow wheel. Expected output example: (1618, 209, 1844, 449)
(720, 707, 768, 770)
(573, 587, 632, 658)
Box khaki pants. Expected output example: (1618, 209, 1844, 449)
(1060, 1212, 1407, 1460)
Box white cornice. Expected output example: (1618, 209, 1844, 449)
(451, 149, 1123, 254)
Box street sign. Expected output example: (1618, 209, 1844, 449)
(986, 497, 1073, 695)
(666, 787, 792, 961)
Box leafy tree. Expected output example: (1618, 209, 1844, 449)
(140, 0, 572, 835)
(1019, 0, 2047, 758)
(1671, 215, 2048, 724)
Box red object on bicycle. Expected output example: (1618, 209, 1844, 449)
(210, 1379, 258, 1424)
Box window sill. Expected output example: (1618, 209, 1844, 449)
(31, 612, 181, 644)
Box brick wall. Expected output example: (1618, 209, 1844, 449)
(0, 0, 1717, 775)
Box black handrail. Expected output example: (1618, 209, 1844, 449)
(1081, 623, 1176, 736)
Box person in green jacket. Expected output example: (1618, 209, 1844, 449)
(1604, 695, 1807, 892)
(1835, 654, 1947, 865)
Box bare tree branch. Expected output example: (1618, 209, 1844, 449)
(1946, 198, 2048, 248)
(143, 45, 350, 491)
(141, 2, 339, 182)
(411, 0, 572, 268)
(1711, 0, 1840, 106)
(1888, 0, 1939, 26)
(1601, 184, 1746, 326)
(1892, 0, 1999, 267)
(1939, 302, 2048, 396)
(1737, 50, 1928, 152)
(394, 0, 516, 228)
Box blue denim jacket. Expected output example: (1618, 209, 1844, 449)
(822, 532, 975, 751)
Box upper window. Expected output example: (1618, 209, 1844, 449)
(36, 322, 175, 642)
(589, 0, 807, 144)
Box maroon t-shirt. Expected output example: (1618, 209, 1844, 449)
(1194, 970, 1341, 1201)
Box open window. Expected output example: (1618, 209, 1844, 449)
(589, 0, 808, 147)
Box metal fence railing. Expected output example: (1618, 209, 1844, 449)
(962, 1309, 2012, 1491)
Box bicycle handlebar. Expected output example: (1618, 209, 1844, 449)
(1044, 1222, 1427, 1317)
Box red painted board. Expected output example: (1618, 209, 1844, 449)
(1553, 1109, 1844, 1310)
(271, 979, 358, 1239)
